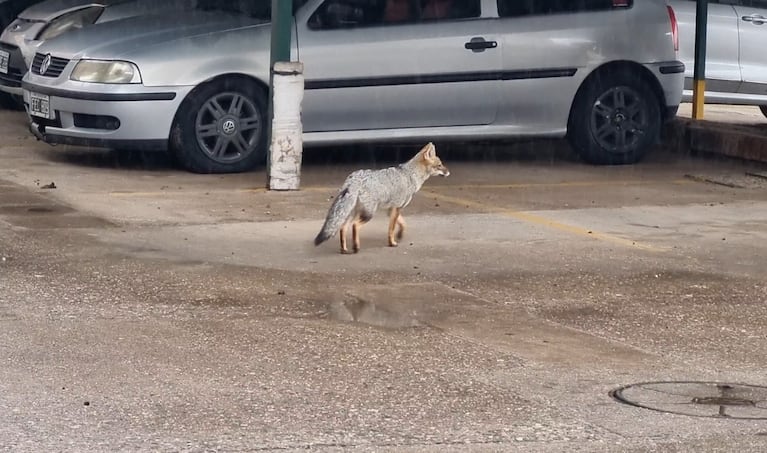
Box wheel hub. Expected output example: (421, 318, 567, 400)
(220, 117, 238, 136)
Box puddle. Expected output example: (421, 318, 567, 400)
(0, 204, 74, 215)
(0, 179, 114, 229)
(327, 296, 422, 329)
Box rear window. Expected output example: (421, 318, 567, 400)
(497, 0, 633, 18)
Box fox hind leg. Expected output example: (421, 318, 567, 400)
(352, 211, 372, 253)
(339, 221, 351, 254)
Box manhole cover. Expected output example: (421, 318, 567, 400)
(611, 381, 767, 419)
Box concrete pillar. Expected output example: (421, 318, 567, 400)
(268, 61, 304, 191)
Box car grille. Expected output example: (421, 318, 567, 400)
(0, 42, 26, 87)
(31, 52, 70, 78)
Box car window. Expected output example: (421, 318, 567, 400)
(497, 0, 632, 18)
(741, 0, 767, 8)
(196, 0, 308, 18)
(688, 0, 767, 8)
(308, 0, 480, 30)
(683, 0, 748, 4)
(197, 0, 270, 18)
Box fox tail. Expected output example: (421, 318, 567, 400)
(314, 188, 357, 246)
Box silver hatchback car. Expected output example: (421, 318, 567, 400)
(669, 0, 767, 118)
(0, 0, 197, 98)
(22, 0, 684, 173)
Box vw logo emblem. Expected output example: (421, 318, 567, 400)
(222, 119, 236, 135)
(39, 54, 52, 75)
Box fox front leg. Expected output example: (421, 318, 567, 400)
(388, 208, 401, 247)
(396, 213, 406, 241)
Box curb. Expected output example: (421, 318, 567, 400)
(663, 118, 767, 163)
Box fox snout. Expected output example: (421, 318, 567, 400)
(436, 165, 450, 177)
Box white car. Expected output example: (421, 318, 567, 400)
(22, 0, 684, 173)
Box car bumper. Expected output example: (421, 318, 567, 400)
(644, 60, 685, 119)
(22, 78, 194, 150)
(0, 42, 26, 96)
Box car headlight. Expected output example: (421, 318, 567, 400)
(70, 60, 142, 84)
(5, 18, 36, 34)
(37, 6, 104, 41)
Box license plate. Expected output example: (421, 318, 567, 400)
(0, 50, 8, 74)
(29, 92, 53, 120)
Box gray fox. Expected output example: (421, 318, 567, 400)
(314, 142, 450, 254)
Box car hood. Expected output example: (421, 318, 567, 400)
(36, 10, 267, 61)
(19, 0, 118, 22)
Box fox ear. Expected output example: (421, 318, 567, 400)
(420, 142, 436, 160)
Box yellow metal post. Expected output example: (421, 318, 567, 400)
(691, 0, 708, 119)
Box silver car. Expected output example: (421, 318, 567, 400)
(0, 0, 197, 97)
(22, 0, 684, 173)
(670, 0, 767, 118)
(0, 0, 43, 31)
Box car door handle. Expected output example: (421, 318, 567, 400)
(464, 37, 498, 53)
(742, 14, 765, 25)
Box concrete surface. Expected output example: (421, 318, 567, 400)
(1, 107, 767, 452)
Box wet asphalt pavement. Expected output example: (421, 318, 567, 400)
(1, 107, 767, 452)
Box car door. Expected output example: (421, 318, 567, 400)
(295, 0, 500, 132)
(493, 0, 630, 133)
(669, 0, 741, 97)
(733, 0, 767, 95)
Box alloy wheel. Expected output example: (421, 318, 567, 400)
(194, 92, 262, 164)
(589, 86, 648, 154)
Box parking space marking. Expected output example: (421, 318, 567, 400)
(433, 179, 693, 190)
(109, 179, 693, 197)
(424, 190, 666, 252)
(106, 178, 689, 252)
(106, 179, 688, 251)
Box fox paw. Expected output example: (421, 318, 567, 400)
(388, 241, 398, 247)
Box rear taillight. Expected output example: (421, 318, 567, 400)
(667, 5, 679, 52)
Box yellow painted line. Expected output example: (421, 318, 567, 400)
(109, 179, 694, 197)
(425, 190, 666, 253)
(110, 188, 270, 197)
(428, 179, 693, 190)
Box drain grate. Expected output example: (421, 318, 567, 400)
(610, 381, 767, 419)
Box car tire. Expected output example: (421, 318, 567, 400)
(567, 69, 661, 165)
(760, 105, 767, 119)
(0, 93, 25, 110)
(170, 78, 268, 174)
